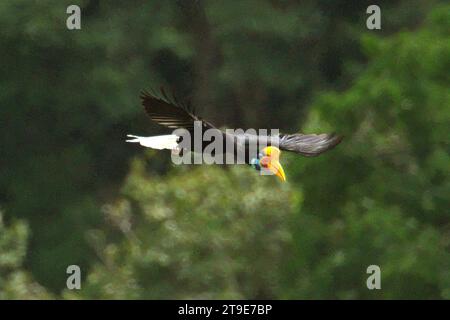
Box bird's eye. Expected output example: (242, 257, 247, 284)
(259, 156, 270, 168)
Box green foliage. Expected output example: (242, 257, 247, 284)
(0, 213, 51, 299)
(65, 161, 296, 299)
(0, 0, 448, 299)
(285, 6, 450, 298)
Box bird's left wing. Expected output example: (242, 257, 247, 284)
(141, 88, 215, 131)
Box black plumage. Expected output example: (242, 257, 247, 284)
(140, 89, 342, 163)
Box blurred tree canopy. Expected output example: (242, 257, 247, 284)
(0, 0, 448, 298)
(65, 164, 296, 299)
(0, 213, 51, 299)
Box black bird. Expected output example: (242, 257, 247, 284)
(127, 88, 342, 181)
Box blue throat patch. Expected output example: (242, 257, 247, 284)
(250, 158, 261, 170)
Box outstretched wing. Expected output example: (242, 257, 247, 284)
(141, 88, 215, 131)
(279, 133, 343, 157)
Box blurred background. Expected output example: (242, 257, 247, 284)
(0, 0, 449, 299)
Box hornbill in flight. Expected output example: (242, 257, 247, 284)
(127, 88, 342, 181)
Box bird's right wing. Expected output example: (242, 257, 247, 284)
(141, 88, 215, 131)
(279, 133, 343, 157)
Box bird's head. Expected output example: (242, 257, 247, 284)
(250, 146, 286, 182)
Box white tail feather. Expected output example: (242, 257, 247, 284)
(126, 134, 179, 150)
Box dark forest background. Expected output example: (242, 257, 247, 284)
(0, 0, 449, 299)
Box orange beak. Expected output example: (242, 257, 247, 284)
(267, 160, 286, 182)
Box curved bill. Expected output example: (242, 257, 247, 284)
(268, 160, 286, 182)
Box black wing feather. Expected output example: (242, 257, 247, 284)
(279, 133, 343, 157)
(140, 89, 215, 131)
